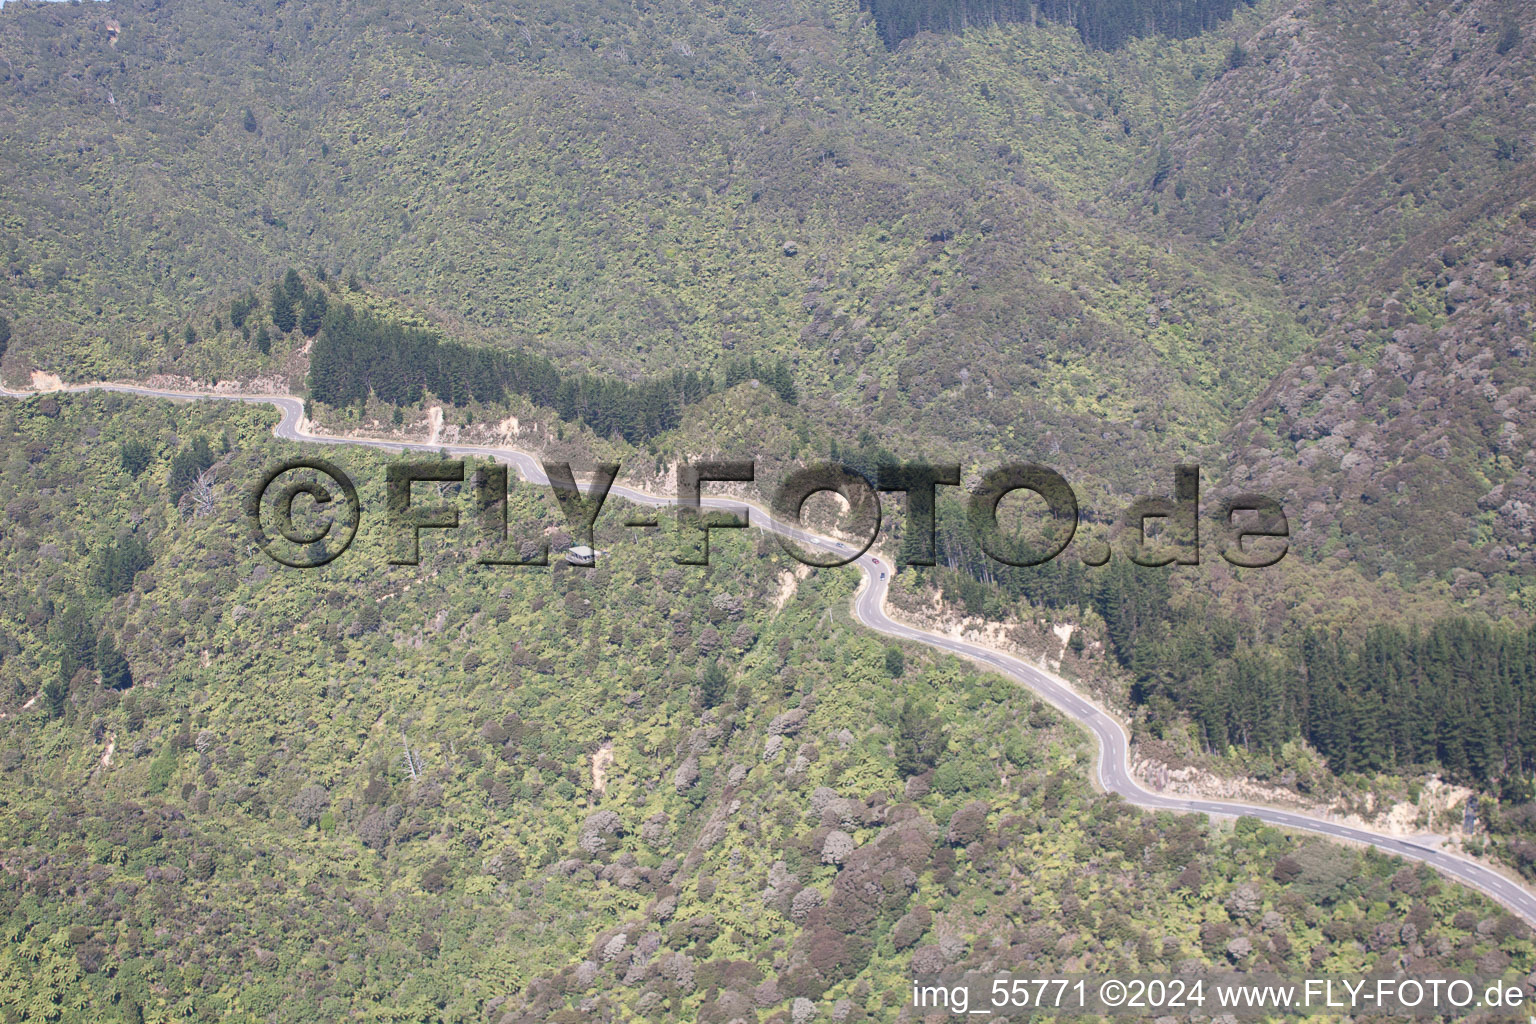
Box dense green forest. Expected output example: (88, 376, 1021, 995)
(2, 0, 1536, 1013)
(929, 545, 1536, 792)
(309, 288, 795, 442)
(0, 0, 1530, 594)
(0, 392, 1530, 1021)
(0, 0, 1313, 501)
(85, 262, 1536, 848)
(861, 0, 1256, 49)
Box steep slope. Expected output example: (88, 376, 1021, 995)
(0, 391, 1528, 1021)
(1220, 202, 1536, 583)
(1132, 0, 1536, 581)
(0, 0, 1301, 491)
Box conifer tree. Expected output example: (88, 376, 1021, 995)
(97, 634, 132, 690)
(699, 660, 728, 708)
(270, 284, 297, 333)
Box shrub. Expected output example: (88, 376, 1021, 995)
(290, 784, 330, 827)
(945, 801, 989, 846)
(119, 439, 153, 477)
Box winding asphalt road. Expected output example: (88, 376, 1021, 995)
(7, 380, 1536, 927)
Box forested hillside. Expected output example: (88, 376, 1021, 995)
(0, 392, 1529, 1020)
(1146, 0, 1536, 584)
(922, 547, 1536, 823)
(2, 0, 1529, 591)
(2, 0, 1536, 1012)
(0, 0, 1299, 483)
(308, 296, 794, 443)
(861, 0, 1256, 49)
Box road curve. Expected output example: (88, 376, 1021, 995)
(6, 380, 1536, 927)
